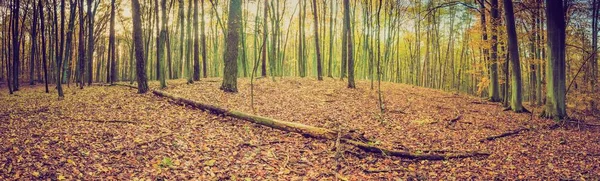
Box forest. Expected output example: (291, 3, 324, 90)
(0, 0, 599, 179)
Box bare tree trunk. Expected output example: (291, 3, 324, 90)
(344, 0, 355, 88)
(220, 0, 241, 92)
(542, 0, 567, 119)
(261, 0, 268, 77)
(131, 0, 149, 93)
(30, 1, 38, 85)
(86, 0, 95, 85)
(193, 0, 200, 81)
(311, 0, 322, 80)
(504, 0, 524, 112)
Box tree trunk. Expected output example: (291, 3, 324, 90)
(39, 0, 49, 93)
(344, 0, 355, 88)
(86, 0, 95, 85)
(311, 0, 323, 81)
(220, 0, 241, 92)
(261, 0, 268, 77)
(12, 0, 21, 91)
(489, 0, 501, 102)
(504, 0, 524, 112)
(63, 0, 76, 85)
(77, 0, 85, 89)
(201, 0, 208, 78)
(55, 0, 65, 98)
(131, 0, 149, 93)
(30, 2, 38, 86)
(542, 0, 567, 119)
(157, 0, 168, 88)
(193, 0, 200, 81)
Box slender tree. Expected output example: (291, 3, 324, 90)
(311, 0, 322, 80)
(344, 0, 355, 88)
(39, 0, 49, 92)
(86, 0, 95, 85)
(193, 0, 200, 81)
(158, 0, 168, 88)
(11, 0, 20, 91)
(221, 0, 242, 92)
(489, 0, 501, 102)
(261, 0, 268, 77)
(30, 1, 38, 85)
(132, 0, 149, 93)
(77, 0, 85, 89)
(201, 0, 208, 78)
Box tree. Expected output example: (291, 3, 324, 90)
(11, 0, 20, 91)
(261, 0, 268, 77)
(158, 0, 168, 88)
(77, 0, 85, 89)
(311, 0, 323, 81)
(591, 0, 599, 112)
(63, 0, 76, 85)
(201, 0, 208, 78)
(193, 0, 200, 81)
(108, 0, 117, 84)
(131, 0, 149, 93)
(86, 0, 95, 85)
(55, 0, 66, 98)
(542, 0, 567, 119)
(186, 0, 193, 83)
(489, 0, 501, 102)
(30, 1, 38, 86)
(221, 0, 242, 92)
(39, 0, 49, 93)
(343, 0, 355, 88)
(503, 0, 524, 112)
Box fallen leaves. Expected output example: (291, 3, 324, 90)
(0, 79, 599, 180)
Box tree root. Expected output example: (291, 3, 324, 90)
(479, 127, 530, 142)
(152, 89, 491, 160)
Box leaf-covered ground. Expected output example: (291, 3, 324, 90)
(1, 78, 599, 180)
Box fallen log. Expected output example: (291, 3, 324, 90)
(479, 127, 530, 142)
(152, 89, 491, 160)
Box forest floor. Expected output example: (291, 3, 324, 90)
(1, 78, 599, 180)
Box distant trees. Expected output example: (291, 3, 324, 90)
(221, 0, 242, 92)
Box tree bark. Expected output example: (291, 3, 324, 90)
(193, 0, 200, 81)
(220, 0, 242, 92)
(489, 0, 501, 102)
(504, 0, 524, 112)
(344, 0, 355, 88)
(86, 0, 95, 85)
(131, 0, 149, 93)
(542, 0, 567, 119)
(311, 0, 323, 81)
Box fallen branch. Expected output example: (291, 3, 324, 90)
(479, 127, 530, 142)
(81, 119, 140, 124)
(363, 167, 407, 173)
(152, 90, 491, 160)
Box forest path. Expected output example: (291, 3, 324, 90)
(1, 79, 599, 180)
